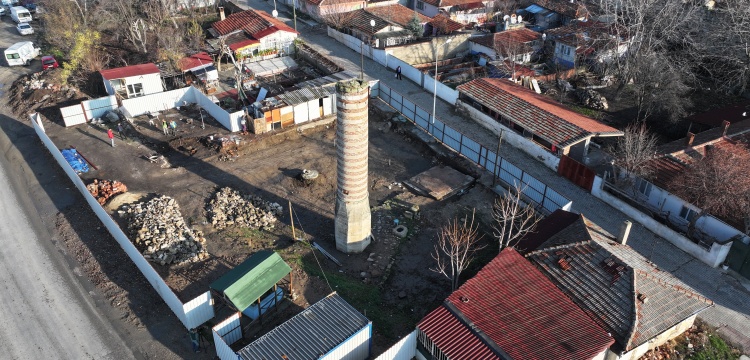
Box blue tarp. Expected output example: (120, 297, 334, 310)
(242, 287, 284, 320)
(61, 149, 89, 173)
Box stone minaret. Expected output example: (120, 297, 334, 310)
(334, 79, 371, 253)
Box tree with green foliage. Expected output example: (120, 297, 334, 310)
(406, 12, 423, 38)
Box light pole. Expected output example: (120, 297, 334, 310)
(432, 38, 452, 124)
(293, 0, 297, 31)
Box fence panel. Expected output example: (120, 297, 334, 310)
(401, 98, 416, 120)
(414, 107, 430, 129)
(28, 114, 196, 329)
(374, 330, 417, 360)
(213, 312, 242, 360)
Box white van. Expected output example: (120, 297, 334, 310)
(10, 6, 31, 23)
(4, 41, 40, 66)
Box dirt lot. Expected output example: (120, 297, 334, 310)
(12, 72, 500, 357)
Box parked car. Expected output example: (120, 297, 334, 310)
(10, 5, 30, 23)
(41, 55, 58, 70)
(0, 7, 6, 16)
(4, 41, 40, 66)
(16, 22, 33, 35)
(22, 1, 34, 13)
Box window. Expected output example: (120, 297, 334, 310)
(679, 206, 698, 222)
(127, 83, 144, 97)
(636, 178, 652, 197)
(6, 53, 20, 60)
(562, 46, 571, 56)
(417, 1, 424, 10)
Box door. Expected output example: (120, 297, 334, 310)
(726, 240, 750, 279)
(558, 154, 595, 191)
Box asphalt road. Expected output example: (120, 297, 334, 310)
(0, 16, 134, 359)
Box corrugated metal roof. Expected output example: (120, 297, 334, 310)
(100, 63, 160, 80)
(297, 71, 358, 88)
(435, 248, 614, 360)
(244, 57, 298, 77)
(275, 86, 335, 106)
(237, 293, 370, 360)
(418, 306, 500, 360)
(210, 251, 291, 312)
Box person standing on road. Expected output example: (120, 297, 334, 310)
(117, 122, 126, 140)
(162, 120, 168, 136)
(107, 128, 115, 147)
(396, 66, 402, 80)
(170, 120, 177, 136)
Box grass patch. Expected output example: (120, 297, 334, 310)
(687, 334, 741, 360)
(300, 254, 418, 339)
(570, 105, 602, 119)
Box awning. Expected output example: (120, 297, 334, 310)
(210, 251, 291, 312)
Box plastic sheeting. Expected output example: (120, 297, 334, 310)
(61, 149, 89, 173)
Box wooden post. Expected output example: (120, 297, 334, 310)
(289, 199, 296, 241)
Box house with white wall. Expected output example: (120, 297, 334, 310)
(545, 20, 628, 70)
(469, 27, 542, 62)
(100, 63, 164, 100)
(301, 0, 365, 22)
(340, 4, 432, 47)
(210, 9, 298, 61)
(521, 211, 714, 360)
(413, 0, 493, 24)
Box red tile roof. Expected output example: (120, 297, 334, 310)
(365, 4, 431, 27)
(437, 0, 486, 7)
(212, 9, 297, 37)
(100, 63, 160, 80)
(418, 306, 500, 360)
(534, 0, 589, 19)
(457, 78, 623, 148)
(470, 28, 541, 56)
(426, 248, 614, 359)
(429, 13, 464, 33)
(177, 52, 213, 72)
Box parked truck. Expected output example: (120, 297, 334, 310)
(4, 41, 40, 66)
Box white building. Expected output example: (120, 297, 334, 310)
(100, 63, 164, 99)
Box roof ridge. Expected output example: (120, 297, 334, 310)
(525, 240, 591, 255)
(624, 270, 639, 351)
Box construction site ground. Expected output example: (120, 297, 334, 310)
(16, 74, 501, 357)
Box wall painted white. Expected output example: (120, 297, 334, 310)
(459, 100, 561, 171)
(414, 0, 439, 17)
(374, 330, 417, 360)
(321, 323, 372, 360)
(104, 73, 163, 98)
(29, 113, 214, 330)
(592, 176, 730, 268)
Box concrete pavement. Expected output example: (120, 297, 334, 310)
(234, 0, 750, 352)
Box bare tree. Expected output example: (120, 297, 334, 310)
(667, 144, 750, 230)
(611, 123, 658, 180)
(319, 6, 356, 31)
(492, 184, 540, 251)
(431, 211, 485, 291)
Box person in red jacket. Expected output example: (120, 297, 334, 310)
(107, 128, 115, 147)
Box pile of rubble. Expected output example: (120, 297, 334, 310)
(207, 187, 283, 230)
(576, 89, 609, 110)
(121, 196, 208, 265)
(87, 179, 128, 205)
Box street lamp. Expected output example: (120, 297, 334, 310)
(432, 38, 452, 124)
(361, 20, 375, 80)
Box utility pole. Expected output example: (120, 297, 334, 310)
(492, 129, 503, 188)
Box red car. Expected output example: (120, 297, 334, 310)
(41, 56, 58, 70)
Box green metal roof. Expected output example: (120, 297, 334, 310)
(210, 251, 291, 312)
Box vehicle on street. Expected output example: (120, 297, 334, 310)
(10, 5, 31, 23)
(0, 7, 6, 16)
(16, 22, 33, 35)
(41, 55, 58, 70)
(22, 1, 35, 13)
(4, 41, 40, 66)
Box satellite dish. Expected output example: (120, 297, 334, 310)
(518, 15, 523, 22)
(503, 14, 510, 21)
(272, 9, 278, 17)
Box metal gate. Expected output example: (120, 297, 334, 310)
(726, 240, 750, 279)
(558, 155, 595, 191)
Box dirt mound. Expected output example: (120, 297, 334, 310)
(9, 69, 89, 122)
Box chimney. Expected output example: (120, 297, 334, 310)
(617, 220, 632, 245)
(686, 132, 695, 147)
(219, 7, 226, 21)
(722, 120, 730, 137)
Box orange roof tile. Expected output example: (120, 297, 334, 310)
(457, 78, 622, 148)
(365, 4, 431, 27)
(470, 28, 541, 56)
(212, 9, 297, 38)
(429, 13, 465, 33)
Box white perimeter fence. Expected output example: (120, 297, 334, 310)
(29, 113, 214, 330)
